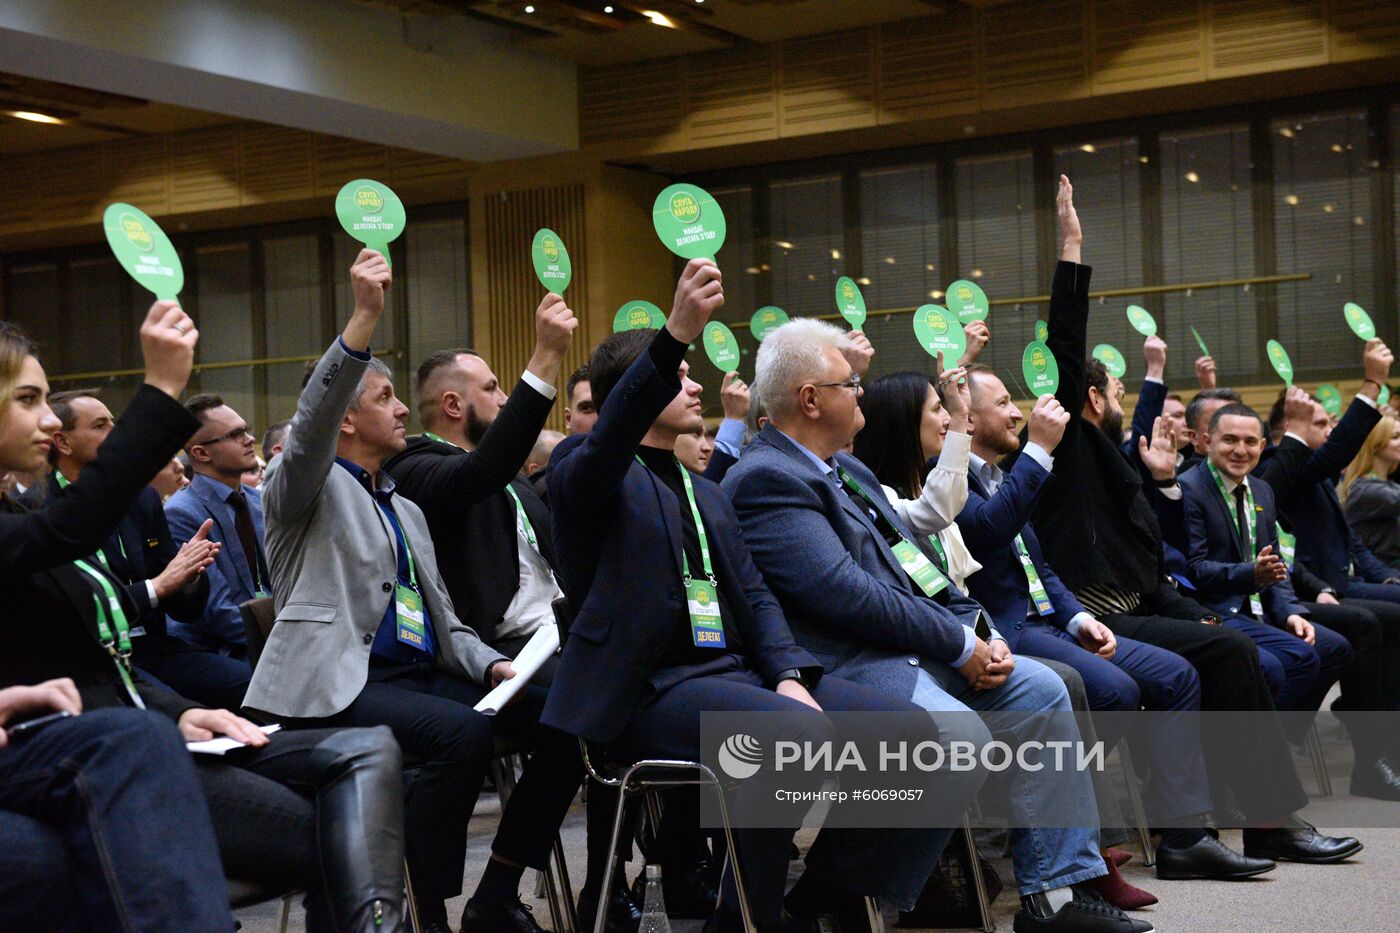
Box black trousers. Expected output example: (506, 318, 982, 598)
(304, 660, 583, 904)
(1308, 599, 1400, 762)
(1339, 597, 1400, 711)
(1100, 583, 1309, 822)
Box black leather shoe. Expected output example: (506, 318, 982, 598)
(1350, 756, 1400, 801)
(1242, 821, 1363, 864)
(460, 897, 546, 933)
(577, 885, 643, 933)
(1155, 834, 1275, 880)
(1013, 888, 1153, 932)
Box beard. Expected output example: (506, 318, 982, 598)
(465, 404, 493, 446)
(982, 422, 1021, 458)
(1098, 407, 1124, 444)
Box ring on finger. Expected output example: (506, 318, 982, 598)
(172, 321, 189, 335)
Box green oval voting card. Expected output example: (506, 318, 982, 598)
(1190, 325, 1210, 358)
(1345, 302, 1376, 340)
(1035, 319, 1049, 343)
(613, 300, 665, 333)
(531, 228, 572, 292)
(750, 306, 789, 341)
(1266, 339, 1294, 386)
(1382, 385, 1392, 408)
(912, 305, 966, 361)
(1092, 343, 1127, 378)
(103, 203, 183, 300)
(1022, 341, 1060, 397)
(1126, 304, 1157, 337)
(835, 276, 866, 328)
(1316, 383, 1343, 417)
(653, 184, 726, 260)
(335, 179, 406, 265)
(703, 321, 741, 371)
(946, 279, 989, 323)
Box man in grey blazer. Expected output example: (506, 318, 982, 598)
(246, 249, 584, 933)
(723, 313, 1150, 933)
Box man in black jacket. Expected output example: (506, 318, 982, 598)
(1023, 176, 1359, 870)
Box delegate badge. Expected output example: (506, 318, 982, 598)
(1035, 319, 1049, 343)
(834, 276, 867, 328)
(334, 179, 406, 265)
(1191, 325, 1211, 357)
(1316, 383, 1343, 417)
(531, 228, 573, 292)
(1266, 339, 1294, 386)
(685, 578, 726, 648)
(703, 321, 741, 371)
(1022, 341, 1060, 397)
(394, 584, 426, 648)
(1344, 302, 1376, 340)
(750, 306, 788, 341)
(1126, 304, 1157, 337)
(1092, 343, 1127, 378)
(891, 539, 948, 597)
(613, 300, 665, 333)
(653, 183, 726, 260)
(913, 304, 966, 362)
(946, 279, 989, 323)
(102, 203, 183, 300)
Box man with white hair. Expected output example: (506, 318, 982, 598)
(723, 314, 1148, 932)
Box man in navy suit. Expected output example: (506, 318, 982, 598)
(547, 260, 952, 933)
(723, 309, 1160, 933)
(958, 367, 1269, 880)
(1181, 404, 1355, 746)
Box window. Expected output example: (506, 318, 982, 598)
(768, 175, 846, 319)
(859, 164, 940, 377)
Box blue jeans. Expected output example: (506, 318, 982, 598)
(913, 656, 1105, 895)
(0, 708, 232, 932)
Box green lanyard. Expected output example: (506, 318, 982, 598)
(1276, 523, 1296, 571)
(837, 467, 948, 598)
(636, 455, 717, 585)
(423, 431, 456, 448)
(1208, 460, 1264, 617)
(505, 486, 543, 556)
(636, 455, 727, 648)
(73, 558, 145, 709)
(55, 472, 127, 571)
(1013, 536, 1054, 616)
(927, 533, 948, 572)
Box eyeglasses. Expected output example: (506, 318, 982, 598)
(807, 373, 863, 395)
(195, 426, 253, 446)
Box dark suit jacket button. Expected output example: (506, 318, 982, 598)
(382, 582, 393, 592)
(364, 633, 374, 645)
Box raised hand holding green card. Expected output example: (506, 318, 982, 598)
(653, 183, 726, 260)
(335, 179, 406, 265)
(1316, 383, 1343, 417)
(946, 279, 989, 323)
(1092, 343, 1127, 378)
(835, 276, 866, 328)
(103, 203, 183, 300)
(1345, 302, 1376, 340)
(1022, 341, 1060, 397)
(913, 305, 966, 361)
(750, 306, 789, 341)
(613, 300, 665, 333)
(703, 321, 741, 371)
(1126, 304, 1157, 337)
(1267, 339, 1294, 386)
(531, 228, 572, 292)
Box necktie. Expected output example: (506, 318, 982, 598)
(228, 490, 263, 588)
(1233, 485, 1251, 562)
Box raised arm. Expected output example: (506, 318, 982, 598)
(263, 250, 387, 527)
(1126, 336, 1168, 457)
(1046, 176, 1092, 430)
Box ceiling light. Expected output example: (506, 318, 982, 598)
(1355, 216, 1366, 226)
(883, 256, 896, 265)
(641, 10, 675, 26)
(1322, 203, 1335, 213)
(1184, 171, 1199, 183)
(830, 249, 841, 260)
(929, 290, 944, 299)
(1284, 194, 1299, 206)
(745, 266, 760, 274)
(1331, 143, 1343, 153)
(806, 273, 816, 281)
(1138, 155, 1150, 164)
(1079, 144, 1096, 153)
(524, 4, 534, 11)
(774, 240, 795, 250)
(925, 263, 935, 272)
(1279, 127, 1295, 139)
(856, 277, 871, 286)
(4, 109, 66, 125)
(970, 268, 984, 279)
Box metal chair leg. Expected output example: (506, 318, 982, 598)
(702, 765, 756, 933)
(593, 785, 637, 933)
(1117, 742, 1155, 867)
(403, 857, 421, 933)
(277, 894, 293, 933)
(552, 832, 578, 933)
(864, 895, 887, 932)
(962, 814, 996, 933)
(1306, 721, 1334, 797)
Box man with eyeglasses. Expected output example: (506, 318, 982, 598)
(161, 394, 267, 707)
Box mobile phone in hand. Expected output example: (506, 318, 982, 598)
(5, 710, 73, 742)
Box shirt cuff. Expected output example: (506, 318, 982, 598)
(337, 337, 372, 361)
(1284, 431, 1308, 447)
(1022, 442, 1055, 474)
(1067, 612, 1093, 638)
(146, 579, 159, 607)
(1158, 484, 1183, 501)
(1356, 393, 1378, 410)
(951, 626, 978, 668)
(521, 369, 558, 400)
(938, 431, 971, 474)
(1143, 376, 1164, 386)
(714, 419, 746, 458)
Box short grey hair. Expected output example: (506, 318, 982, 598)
(752, 318, 846, 422)
(349, 358, 394, 412)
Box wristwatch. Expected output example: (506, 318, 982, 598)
(1320, 587, 1338, 597)
(775, 668, 810, 688)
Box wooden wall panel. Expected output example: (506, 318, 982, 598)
(41, 148, 112, 227)
(876, 12, 980, 122)
(578, 60, 687, 148)
(981, 0, 1090, 107)
(779, 31, 878, 136)
(688, 47, 779, 147)
(1329, 0, 1400, 63)
(169, 127, 242, 213)
(1091, 0, 1206, 93)
(106, 138, 172, 219)
(240, 125, 314, 203)
(1207, 0, 1329, 77)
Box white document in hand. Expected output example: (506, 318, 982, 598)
(187, 723, 282, 756)
(473, 622, 560, 716)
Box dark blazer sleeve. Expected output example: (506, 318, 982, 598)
(1349, 528, 1396, 583)
(702, 448, 738, 483)
(955, 457, 1051, 556)
(1047, 261, 1093, 434)
(0, 387, 198, 577)
(1290, 559, 1327, 600)
(1182, 473, 1257, 595)
(1257, 398, 1381, 502)
(1255, 490, 1308, 623)
(1124, 378, 1167, 458)
(140, 491, 209, 624)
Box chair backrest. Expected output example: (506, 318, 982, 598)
(551, 596, 575, 644)
(238, 597, 276, 672)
